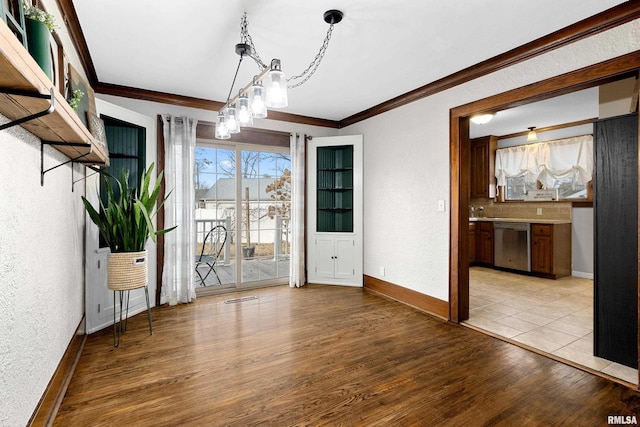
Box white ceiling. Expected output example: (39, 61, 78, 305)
(72, 0, 625, 128)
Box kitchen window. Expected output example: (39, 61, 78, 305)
(497, 135, 592, 201)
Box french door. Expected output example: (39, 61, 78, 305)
(194, 142, 291, 294)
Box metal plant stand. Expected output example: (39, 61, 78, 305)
(113, 285, 152, 347)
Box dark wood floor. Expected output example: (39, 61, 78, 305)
(54, 285, 640, 426)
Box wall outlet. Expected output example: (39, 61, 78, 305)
(536, 208, 543, 215)
(438, 200, 446, 212)
(380, 266, 385, 277)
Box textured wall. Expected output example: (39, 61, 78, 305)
(343, 20, 640, 301)
(0, 119, 85, 427)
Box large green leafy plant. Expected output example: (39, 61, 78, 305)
(82, 163, 176, 252)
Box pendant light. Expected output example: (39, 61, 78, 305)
(215, 112, 230, 139)
(249, 78, 267, 119)
(266, 59, 288, 108)
(214, 10, 342, 139)
(527, 127, 538, 141)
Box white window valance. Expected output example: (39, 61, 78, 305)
(495, 135, 593, 188)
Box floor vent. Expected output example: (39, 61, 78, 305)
(224, 296, 258, 304)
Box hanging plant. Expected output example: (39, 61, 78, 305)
(22, 2, 59, 33)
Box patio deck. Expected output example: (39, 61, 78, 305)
(195, 257, 290, 287)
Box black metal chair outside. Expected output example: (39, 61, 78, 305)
(195, 225, 227, 286)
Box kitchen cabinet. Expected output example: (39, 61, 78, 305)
(594, 113, 638, 369)
(530, 223, 571, 279)
(476, 221, 493, 265)
(470, 136, 497, 199)
(468, 222, 476, 263)
(307, 135, 363, 287)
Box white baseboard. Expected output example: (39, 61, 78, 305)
(572, 271, 594, 280)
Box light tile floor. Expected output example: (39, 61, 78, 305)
(465, 266, 638, 385)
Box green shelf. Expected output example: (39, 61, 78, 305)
(317, 145, 354, 232)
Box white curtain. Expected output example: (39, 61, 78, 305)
(289, 133, 306, 288)
(495, 135, 593, 188)
(537, 135, 593, 188)
(495, 144, 539, 186)
(161, 115, 198, 305)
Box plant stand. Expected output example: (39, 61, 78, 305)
(107, 251, 152, 347)
(113, 286, 152, 348)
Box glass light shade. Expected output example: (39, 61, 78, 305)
(249, 80, 267, 118)
(215, 112, 230, 140)
(226, 105, 240, 133)
(527, 128, 538, 141)
(470, 113, 494, 125)
(237, 93, 253, 126)
(266, 68, 288, 108)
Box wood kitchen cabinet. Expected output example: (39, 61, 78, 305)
(530, 223, 571, 279)
(470, 136, 498, 198)
(476, 222, 493, 265)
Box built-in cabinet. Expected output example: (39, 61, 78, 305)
(594, 113, 638, 369)
(307, 135, 363, 286)
(470, 136, 497, 198)
(530, 223, 571, 279)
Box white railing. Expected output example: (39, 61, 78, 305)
(195, 217, 231, 265)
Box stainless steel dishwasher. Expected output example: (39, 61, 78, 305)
(493, 222, 531, 272)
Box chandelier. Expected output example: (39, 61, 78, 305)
(215, 10, 344, 139)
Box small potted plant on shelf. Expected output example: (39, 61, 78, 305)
(81, 163, 177, 292)
(22, 2, 58, 79)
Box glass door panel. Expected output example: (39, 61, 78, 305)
(240, 149, 291, 285)
(194, 146, 236, 291)
(195, 143, 291, 292)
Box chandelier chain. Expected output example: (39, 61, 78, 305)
(286, 22, 334, 89)
(240, 12, 336, 88)
(240, 13, 267, 71)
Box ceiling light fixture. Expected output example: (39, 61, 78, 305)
(470, 113, 495, 125)
(215, 10, 343, 139)
(527, 127, 538, 141)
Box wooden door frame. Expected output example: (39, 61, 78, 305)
(449, 51, 640, 383)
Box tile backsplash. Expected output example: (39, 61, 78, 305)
(470, 198, 572, 220)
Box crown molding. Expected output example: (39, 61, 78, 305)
(339, 1, 640, 128)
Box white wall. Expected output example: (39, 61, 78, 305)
(342, 20, 640, 301)
(0, 0, 93, 424)
(0, 121, 85, 427)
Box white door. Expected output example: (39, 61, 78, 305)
(334, 237, 355, 280)
(315, 236, 335, 279)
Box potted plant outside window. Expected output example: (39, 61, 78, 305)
(82, 163, 176, 291)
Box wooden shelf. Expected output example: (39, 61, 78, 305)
(0, 20, 108, 165)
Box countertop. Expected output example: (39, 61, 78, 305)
(469, 217, 572, 224)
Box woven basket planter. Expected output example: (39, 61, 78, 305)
(107, 250, 148, 291)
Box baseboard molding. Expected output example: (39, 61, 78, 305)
(572, 271, 594, 280)
(28, 316, 87, 427)
(364, 275, 449, 320)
